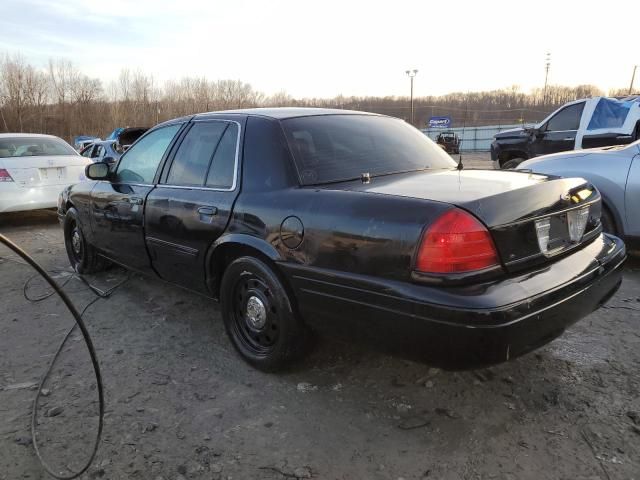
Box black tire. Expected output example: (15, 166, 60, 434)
(601, 206, 617, 236)
(502, 158, 525, 169)
(63, 207, 108, 274)
(220, 256, 309, 371)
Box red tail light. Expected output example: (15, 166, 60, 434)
(0, 169, 14, 182)
(415, 209, 499, 274)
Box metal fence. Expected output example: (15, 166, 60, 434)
(421, 124, 525, 152)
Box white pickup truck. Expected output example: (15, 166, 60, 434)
(491, 96, 640, 168)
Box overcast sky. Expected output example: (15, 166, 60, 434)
(1, 0, 638, 98)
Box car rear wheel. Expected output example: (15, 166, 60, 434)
(220, 256, 309, 371)
(63, 207, 108, 274)
(502, 158, 525, 169)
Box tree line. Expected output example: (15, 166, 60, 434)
(0, 53, 633, 142)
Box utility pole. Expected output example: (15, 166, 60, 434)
(629, 65, 638, 95)
(405, 69, 418, 125)
(543, 52, 551, 105)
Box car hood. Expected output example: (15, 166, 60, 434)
(493, 127, 529, 140)
(519, 150, 592, 169)
(519, 141, 638, 170)
(106, 127, 148, 146)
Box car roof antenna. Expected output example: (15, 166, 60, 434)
(457, 93, 469, 171)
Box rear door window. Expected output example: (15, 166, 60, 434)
(206, 123, 239, 189)
(166, 122, 228, 186)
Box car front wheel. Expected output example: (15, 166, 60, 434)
(502, 158, 525, 169)
(220, 256, 309, 371)
(63, 207, 108, 274)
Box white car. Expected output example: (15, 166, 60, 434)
(0, 133, 91, 213)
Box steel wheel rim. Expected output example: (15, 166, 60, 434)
(231, 273, 280, 356)
(69, 222, 83, 263)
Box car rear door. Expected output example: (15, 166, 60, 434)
(144, 116, 244, 292)
(532, 102, 585, 156)
(90, 123, 184, 272)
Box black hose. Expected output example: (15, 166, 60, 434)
(0, 233, 128, 479)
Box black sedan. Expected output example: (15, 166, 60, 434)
(57, 108, 626, 371)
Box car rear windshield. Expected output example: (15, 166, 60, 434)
(0, 137, 77, 158)
(281, 115, 456, 185)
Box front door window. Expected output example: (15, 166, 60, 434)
(116, 125, 181, 184)
(545, 102, 585, 132)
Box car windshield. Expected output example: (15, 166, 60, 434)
(281, 115, 456, 185)
(0, 137, 77, 158)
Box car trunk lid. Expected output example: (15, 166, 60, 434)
(0, 155, 88, 188)
(323, 169, 602, 272)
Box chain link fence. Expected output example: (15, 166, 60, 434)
(421, 124, 526, 152)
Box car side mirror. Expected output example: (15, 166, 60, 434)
(85, 162, 110, 180)
(534, 127, 545, 137)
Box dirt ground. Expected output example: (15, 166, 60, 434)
(1, 209, 639, 480)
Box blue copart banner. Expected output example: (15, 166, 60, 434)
(428, 116, 452, 128)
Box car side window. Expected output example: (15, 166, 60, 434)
(166, 122, 228, 186)
(116, 125, 181, 184)
(206, 123, 239, 189)
(93, 146, 105, 159)
(545, 102, 585, 131)
(80, 146, 93, 158)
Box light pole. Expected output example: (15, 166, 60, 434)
(405, 69, 418, 125)
(629, 65, 638, 95)
(543, 52, 551, 105)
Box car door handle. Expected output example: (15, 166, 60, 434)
(563, 137, 574, 141)
(197, 206, 218, 216)
(129, 196, 143, 205)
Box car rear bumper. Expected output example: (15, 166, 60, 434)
(284, 233, 626, 368)
(0, 183, 65, 213)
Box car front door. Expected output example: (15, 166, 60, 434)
(532, 102, 585, 156)
(144, 117, 244, 292)
(90, 123, 184, 272)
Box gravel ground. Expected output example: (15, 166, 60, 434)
(1, 209, 639, 480)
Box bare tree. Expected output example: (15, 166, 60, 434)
(48, 58, 77, 106)
(0, 53, 29, 130)
(72, 75, 102, 104)
(0, 51, 620, 141)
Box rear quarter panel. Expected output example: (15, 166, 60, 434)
(228, 188, 450, 283)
